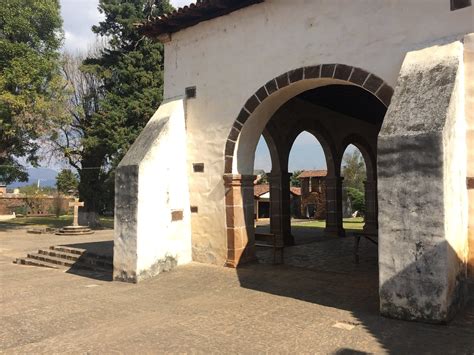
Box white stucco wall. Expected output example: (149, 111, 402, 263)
(136, 99, 193, 276)
(443, 41, 468, 284)
(114, 98, 192, 281)
(160, 0, 472, 265)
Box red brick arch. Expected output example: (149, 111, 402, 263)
(224, 64, 394, 174)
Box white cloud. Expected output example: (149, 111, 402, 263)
(60, 0, 104, 53)
(171, 0, 194, 8)
(63, 30, 93, 53)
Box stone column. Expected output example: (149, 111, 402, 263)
(268, 172, 294, 246)
(324, 176, 345, 237)
(363, 180, 378, 234)
(224, 174, 257, 267)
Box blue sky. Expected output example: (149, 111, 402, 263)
(59, 0, 331, 173)
(255, 133, 327, 172)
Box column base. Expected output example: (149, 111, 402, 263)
(284, 234, 295, 246)
(363, 223, 378, 235)
(225, 246, 257, 268)
(325, 226, 345, 237)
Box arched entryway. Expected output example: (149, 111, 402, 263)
(223, 64, 392, 267)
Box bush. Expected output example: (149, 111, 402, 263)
(346, 187, 365, 214)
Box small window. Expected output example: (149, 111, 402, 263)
(193, 163, 204, 173)
(185, 86, 196, 99)
(450, 0, 471, 10)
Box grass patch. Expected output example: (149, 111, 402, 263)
(0, 215, 114, 229)
(293, 217, 364, 231)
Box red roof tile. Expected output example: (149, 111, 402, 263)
(254, 184, 270, 198)
(290, 187, 301, 196)
(139, 0, 264, 38)
(254, 184, 301, 197)
(296, 170, 327, 179)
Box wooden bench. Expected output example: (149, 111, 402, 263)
(352, 231, 378, 264)
(254, 233, 284, 264)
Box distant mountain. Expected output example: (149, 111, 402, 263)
(8, 167, 58, 188)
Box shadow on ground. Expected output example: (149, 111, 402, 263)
(237, 234, 474, 354)
(63, 241, 114, 281)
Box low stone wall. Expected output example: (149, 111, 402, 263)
(0, 195, 73, 216)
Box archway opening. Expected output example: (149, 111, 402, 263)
(224, 65, 391, 270)
(254, 135, 272, 221)
(341, 145, 367, 232)
(244, 85, 386, 267)
(288, 131, 328, 237)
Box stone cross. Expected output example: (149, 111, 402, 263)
(69, 198, 84, 227)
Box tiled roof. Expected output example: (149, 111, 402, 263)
(139, 0, 264, 38)
(254, 184, 301, 197)
(290, 187, 301, 196)
(296, 170, 327, 179)
(254, 184, 269, 197)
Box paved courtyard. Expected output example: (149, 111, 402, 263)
(1, 225, 473, 354)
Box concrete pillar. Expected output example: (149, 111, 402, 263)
(268, 172, 294, 246)
(378, 40, 468, 323)
(363, 180, 378, 234)
(224, 174, 257, 267)
(324, 176, 345, 237)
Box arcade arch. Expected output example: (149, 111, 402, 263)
(223, 64, 392, 267)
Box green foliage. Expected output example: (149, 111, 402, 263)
(256, 172, 268, 185)
(342, 149, 366, 191)
(291, 170, 302, 187)
(56, 169, 78, 194)
(84, 0, 174, 168)
(346, 187, 365, 213)
(18, 184, 56, 196)
(0, 0, 64, 184)
(81, 0, 173, 213)
(50, 1, 174, 216)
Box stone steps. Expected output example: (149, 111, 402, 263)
(15, 258, 61, 269)
(55, 226, 94, 235)
(15, 245, 113, 274)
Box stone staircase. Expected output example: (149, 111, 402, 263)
(15, 245, 113, 274)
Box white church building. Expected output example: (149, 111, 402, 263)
(113, 0, 474, 324)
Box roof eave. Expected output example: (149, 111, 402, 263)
(139, 0, 264, 42)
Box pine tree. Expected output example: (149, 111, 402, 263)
(76, 0, 173, 221)
(56, 169, 78, 195)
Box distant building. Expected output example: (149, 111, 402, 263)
(297, 170, 327, 219)
(0, 183, 6, 196)
(254, 184, 301, 220)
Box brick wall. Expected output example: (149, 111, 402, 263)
(300, 177, 326, 219)
(0, 195, 73, 216)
